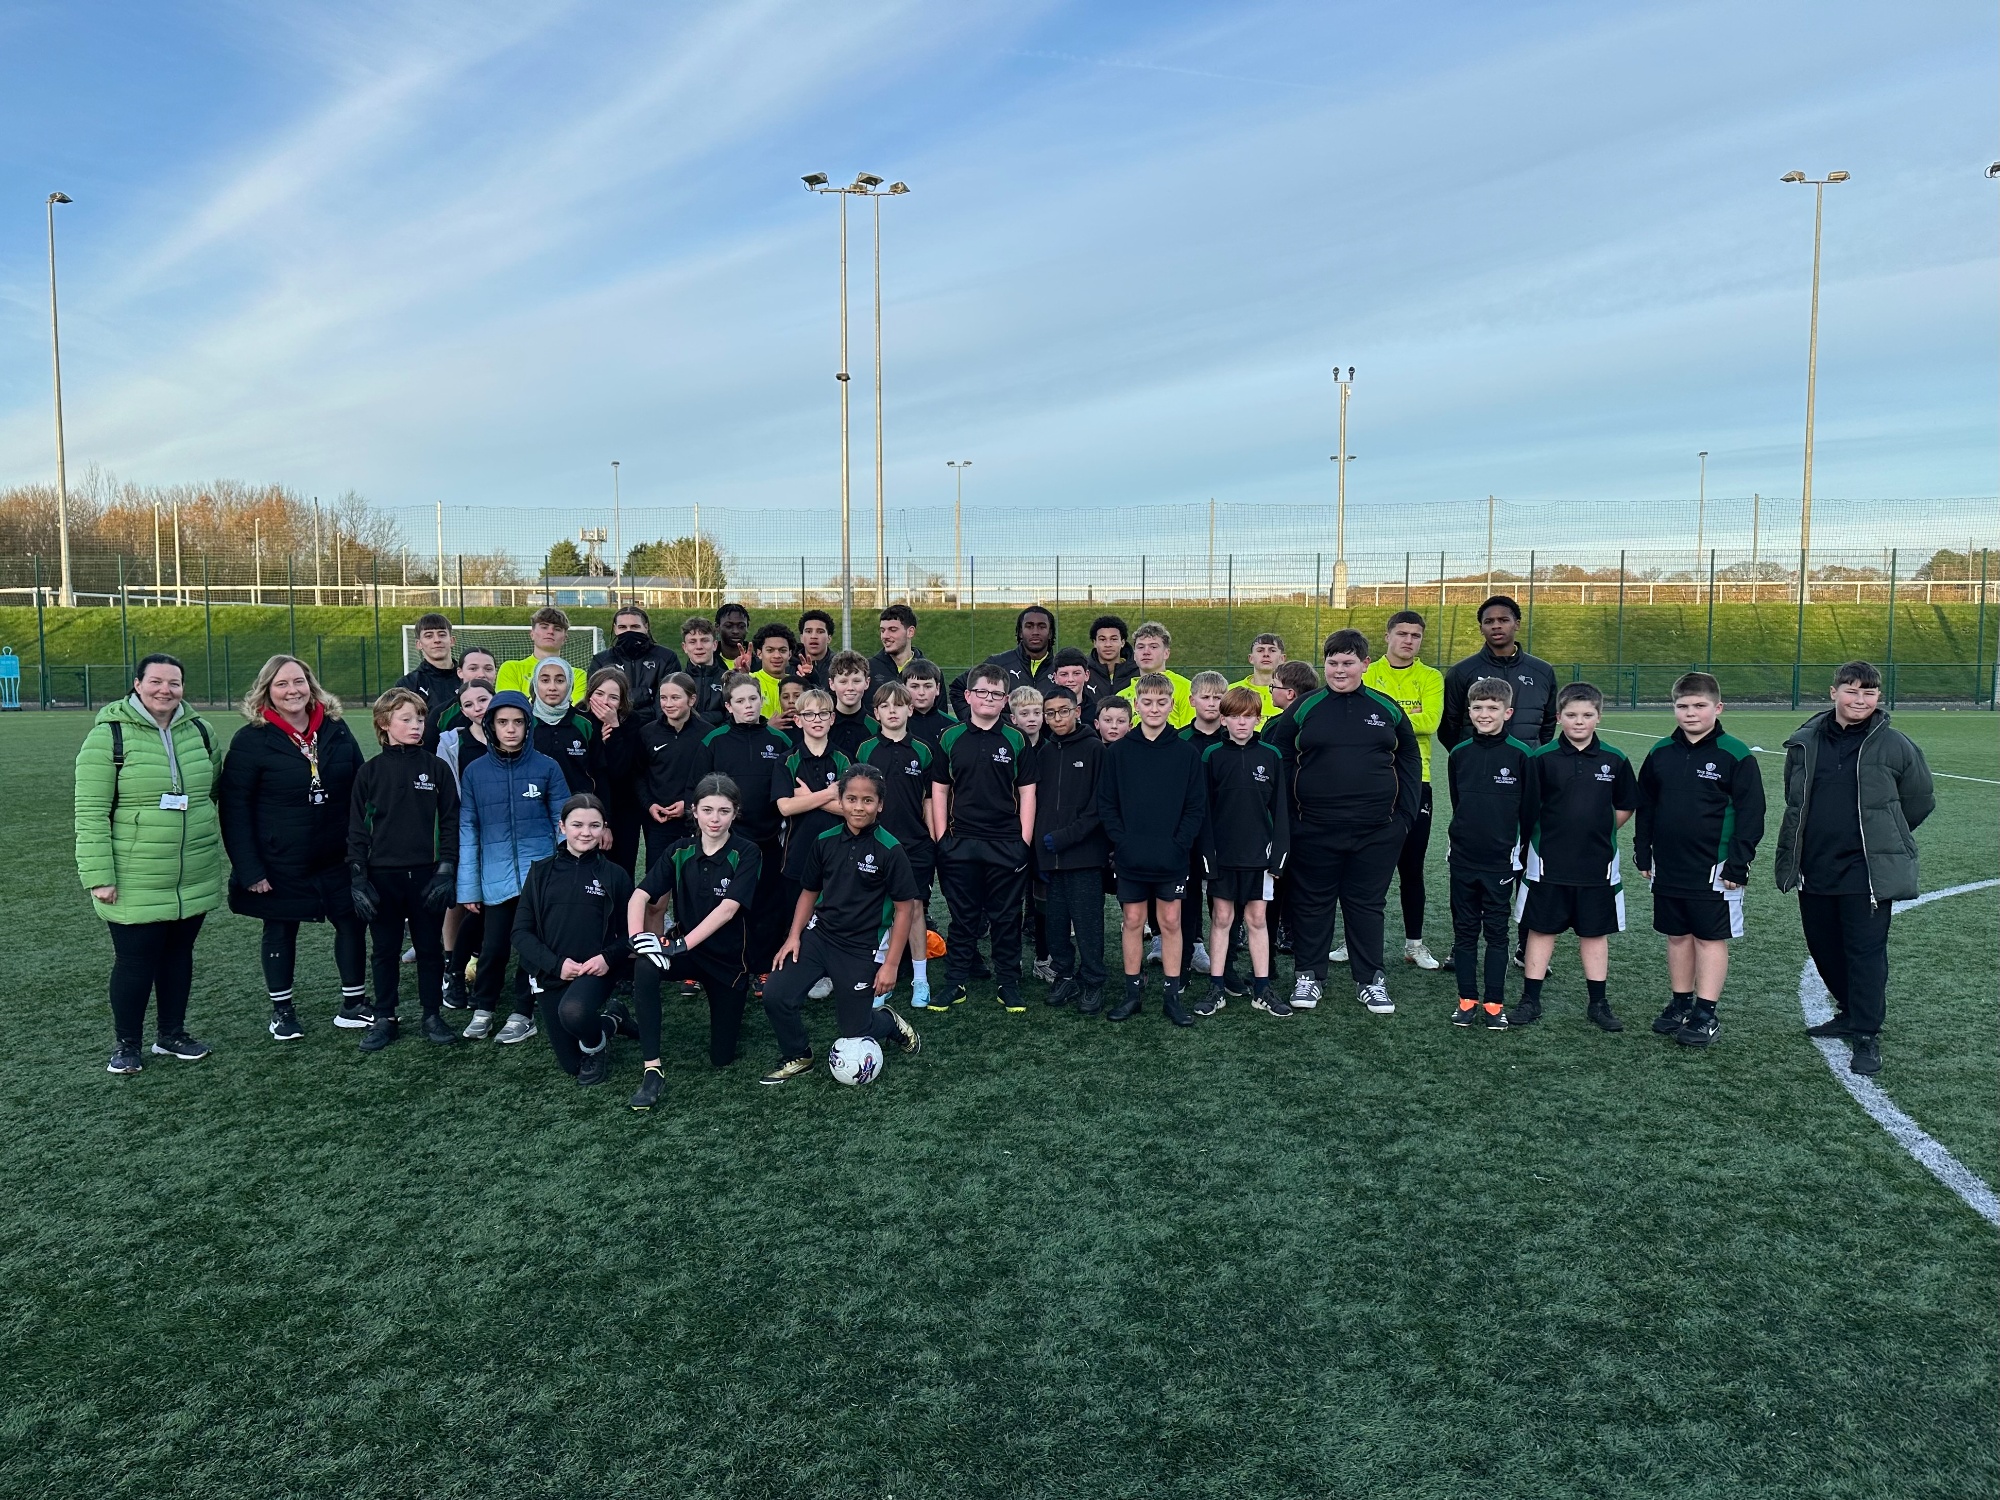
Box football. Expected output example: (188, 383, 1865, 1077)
(827, 1035, 884, 1086)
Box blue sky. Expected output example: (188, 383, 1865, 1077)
(0, 0, 1992, 556)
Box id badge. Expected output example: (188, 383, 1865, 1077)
(159, 793, 190, 811)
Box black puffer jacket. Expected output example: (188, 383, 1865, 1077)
(220, 714, 367, 921)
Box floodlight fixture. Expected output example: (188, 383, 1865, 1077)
(1780, 171, 1806, 183)
(802, 172, 829, 188)
(853, 172, 883, 189)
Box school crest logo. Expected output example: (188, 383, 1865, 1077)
(585, 879, 605, 896)
(761, 744, 780, 760)
(1696, 761, 1721, 781)
(1595, 763, 1615, 782)
(1495, 768, 1516, 785)
(415, 773, 433, 790)
(1365, 712, 1385, 727)
(993, 745, 1011, 765)
(859, 853, 878, 873)
(1252, 764, 1271, 783)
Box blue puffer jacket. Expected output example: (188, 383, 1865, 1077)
(457, 729, 569, 906)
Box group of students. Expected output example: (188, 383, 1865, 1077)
(75, 591, 1937, 1102)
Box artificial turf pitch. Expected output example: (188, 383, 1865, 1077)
(3, 708, 1993, 1499)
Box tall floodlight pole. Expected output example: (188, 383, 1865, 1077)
(948, 461, 972, 608)
(1781, 170, 1849, 604)
(47, 193, 75, 606)
(869, 182, 909, 609)
(611, 461, 623, 604)
(1695, 451, 1708, 601)
(1330, 366, 1354, 608)
(805, 172, 906, 644)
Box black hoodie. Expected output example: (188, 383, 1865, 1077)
(511, 845, 634, 981)
(1097, 725, 1206, 879)
(1033, 725, 1108, 871)
(397, 658, 464, 726)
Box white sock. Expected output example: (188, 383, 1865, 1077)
(912, 958, 928, 983)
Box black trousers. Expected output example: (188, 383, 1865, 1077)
(538, 972, 621, 1076)
(262, 915, 366, 1001)
(1449, 865, 1514, 1004)
(1799, 892, 1893, 1036)
(605, 806, 643, 880)
(1287, 819, 1405, 984)
(763, 928, 897, 1062)
(642, 815, 690, 882)
(634, 946, 750, 1067)
(367, 865, 446, 1017)
(470, 896, 529, 1014)
(1044, 866, 1109, 989)
(107, 914, 205, 1045)
(1394, 784, 1434, 938)
(747, 835, 795, 974)
(938, 836, 1028, 989)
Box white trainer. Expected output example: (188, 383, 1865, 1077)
(1032, 957, 1058, 983)
(1359, 980, 1395, 1015)
(495, 1013, 538, 1044)
(1404, 939, 1441, 971)
(1290, 974, 1322, 1009)
(1190, 942, 1212, 973)
(1146, 935, 1163, 966)
(462, 1009, 495, 1040)
(1331, 944, 1348, 964)
(807, 977, 834, 1000)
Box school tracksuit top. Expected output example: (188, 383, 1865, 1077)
(1444, 732, 1533, 874)
(1520, 735, 1638, 888)
(511, 846, 634, 983)
(1263, 685, 1423, 834)
(1632, 724, 1766, 895)
(1198, 738, 1290, 873)
(696, 720, 793, 845)
(1096, 727, 1206, 880)
(347, 744, 460, 870)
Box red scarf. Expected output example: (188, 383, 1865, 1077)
(263, 703, 328, 804)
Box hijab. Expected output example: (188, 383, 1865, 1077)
(530, 659, 573, 726)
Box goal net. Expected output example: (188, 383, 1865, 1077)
(401, 624, 603, 678)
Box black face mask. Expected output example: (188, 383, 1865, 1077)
(615, 631, 651, 658)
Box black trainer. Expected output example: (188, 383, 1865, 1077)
(1251, 991, 1294, 1018)
(1162, 989, 1195, 1028)
(1107, 989, 1144, 1022)
(334, 999, 373, 1030)
(1586, 999, 1625, 1033)
(151, 1032, 212, 1061)
(607, 999, 641, 1040)
(1220, 969, 1249, 999)
(1191, 985, 1225, 1019)
(107, 1043, 144, 1075)
(1675, 1003, 1720, 1049)
(1075, 985, 1104, 1016)
(1046, 977, 1079, 1008)
(1506, 997, 1542, 1027)
(358, 1016, 400, 1052)
(440, 971, 468, 1011)
(630, 1065, 666, 1111)
(1451, 1002, 1480, 1027)
(1805, 1015, 1854, 1039)
(1849, 1034, 1882, 1076)
(421, 1011, 460, 1045)
(577, 1045, 612, 1087)
(1482, 1004, 1511, 1030)
(268, 1003, 304, 1042)
(1651, 996, 1694, 1035)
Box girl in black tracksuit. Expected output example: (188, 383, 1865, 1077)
(625, 773, 761, 1108)
(346, 689, 460, 1048)
(511, 795, 635, 1085)
(637, 674, 713, 873)
(581, 666, 648, 879)
(693, 676, 794, 973)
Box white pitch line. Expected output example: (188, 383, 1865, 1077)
(1596, 726, 2000, 783)
(1797, 878, 2000, 1228)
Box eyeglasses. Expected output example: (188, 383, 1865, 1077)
(798, 709, 834, 720)
(968, 687, 1005, 700)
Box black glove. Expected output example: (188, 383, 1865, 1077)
(349, 863, 380, 922)
(422, 862, 456, 913)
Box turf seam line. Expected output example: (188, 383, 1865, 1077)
(1796, 878, 2000, 1230)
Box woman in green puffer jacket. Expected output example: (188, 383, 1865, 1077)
(73, 654, 227, 1076)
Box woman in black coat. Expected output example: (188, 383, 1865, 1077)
(219, 655, 368, 1041)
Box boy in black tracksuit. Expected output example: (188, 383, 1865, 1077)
(1444, 678, 1531, 1027)
(903, 660, 957, 750)
(759, 766, 923, 1085)
(1633, 672, 1766, 1048)
(778, 690, 852, 879)
(1033, 686, 1110, 1012)
(695, 677, 794, 973)
(1510, 682, 1639, 1031)
(1098, 673, 1207, 1026)
(512, 796, 635, 1086)
(626, 773, 761, 1107)
(348, 689, 460, 1050)
(1194, 686, 1289, 1018)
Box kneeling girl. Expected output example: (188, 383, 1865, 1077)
(511, 794, 634, 1085)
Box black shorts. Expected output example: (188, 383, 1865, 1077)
(1207, 868, 1275, 906)
(1518, 880, 1625, 938)
(904, 844, 936, 901)
(1116, 874, 1188, 905)
(1652, 888, 1743, 941)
